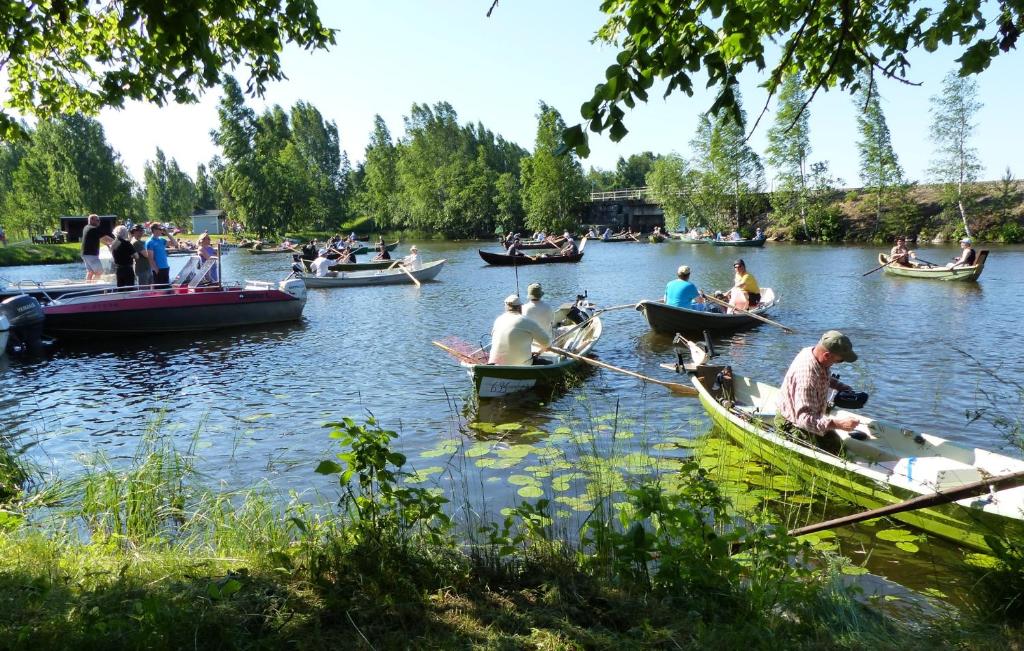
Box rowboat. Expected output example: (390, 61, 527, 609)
(299, 259, 446, 288)
(680, 357, 1024, 552)
(597, 235, 641, 243)
(710, 238, 766, 248)
(636, 288, 777, 334)
(479, 249, 584, 266)
(300, 259, 396, 272)
(0, 277, 117, 301)
(517, 239, 564, 250)
(878, 251, 988, 282)
(672, 234, 713, 243)
(247, 247, 298, 255)
(464, 307, 603, 398)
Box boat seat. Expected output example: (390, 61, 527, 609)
(889, 456, 982, 490)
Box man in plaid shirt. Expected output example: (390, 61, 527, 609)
(776, 331, 863, 437)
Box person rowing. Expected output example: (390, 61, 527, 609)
(560, 235, 579, 256)
(373, 238, 391, 261)
(506, 236, 524, 256)
(949, 237, 976, 268)
(729, 259, 760, 310)
(888, 236, 914, 267)
(664, 265, 716, 312)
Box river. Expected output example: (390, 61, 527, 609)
(2, 239, 1022, 601)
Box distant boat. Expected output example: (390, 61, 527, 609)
(878, 251, 987, 282)
(710, 238, 766, 248)
(350, 240, 400, 255)
(299, 259, 446, 288)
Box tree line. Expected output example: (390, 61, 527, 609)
(0, 71, 1018, 242)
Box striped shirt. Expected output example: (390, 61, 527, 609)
(776, 347, 837, 434)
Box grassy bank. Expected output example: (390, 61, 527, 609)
(1, 419, 1022, 649)
(0, 242, 81, 267)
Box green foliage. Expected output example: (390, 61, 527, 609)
(614, 152, 658, 188)
(143, 148, 195, 224)
(520, 102, 589, 234)
(766, 73, 813, 237)
(0, 1, 335, 139)
(968, 535, 1024, 622)
(564, 0, 1022, 156)
(645, 154, 696, 231)
(316, 417, 451, 547)
(354, 115, 401, 229)
(929, 70, 984, 236)
(855, 76, 906, 234)
(4, 115, 136, 233)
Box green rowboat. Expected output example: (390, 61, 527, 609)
(878, 251, 988, 282)
(684, 362, 1024, 552)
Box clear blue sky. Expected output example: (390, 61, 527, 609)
(98, 2, 1024, 188)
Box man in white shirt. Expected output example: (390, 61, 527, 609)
(311, 251, 335, 277)
(402, 245, 422, 271)
(488, 294, 551, 365)
(521, 283, 555, 336)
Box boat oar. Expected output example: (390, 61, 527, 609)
(549, 303, 638, 347)
(862, 257, 895, 276)
(432, 340, 480, 365)
(397, 263, 421, 287)
(550, 346, 698, 396)
(700, 292, 796, 334)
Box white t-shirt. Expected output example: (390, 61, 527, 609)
(522, 299, 555, 336)
(402, 253, 422, 271)
(488, 312, 552, 365)
(311, 256, 334, 277)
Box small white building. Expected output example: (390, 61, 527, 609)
(191, 210, 226, 235)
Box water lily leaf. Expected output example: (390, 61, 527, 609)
(465, 442, 492, 458)
(964, 553, 999, 569)
(241, 412, 274, 422)
(406, 467, 443, 484)
(895, 541, 920, 553)
(922, 588, 948, 599)
(766, 475, 803, 491)
(785, 495, 815, 504)
(876, 528, 917, 543)
(496, 444, 535, 459)
(653, 442, 681, 450)
(553, 426, 572, 434)
(490, 458, 522, 470)
(555, 496, 594, 512)
(841, 565, 869, 576)
(518, 485, 544, 498)
(614, 430, 635, 439)
(475, 458, 496, 468)
(469, 421, 498, 432)
(495, 422, 523, 431)
(420, 442, 459, 458)
(508, 474, 537, 486)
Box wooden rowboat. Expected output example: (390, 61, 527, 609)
(350, 240, 400, 255)
(636, 288, 777, 334)
(465, 314, 603, 398)
(878, 251, 987, 282)
(710, 238, 766, 248)
(299, 259, 445, 288)
(247, 247, 298, 255)
(597, 235, 641, 243)
(517, 238, 565, 250)
(479, 249, 584, 266)
(680, 360, 1024, 552)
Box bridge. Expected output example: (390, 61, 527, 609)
(589, 187, 653, 202)
(584, 186, 664, 230)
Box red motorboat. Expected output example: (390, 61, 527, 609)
(41, 257, 307, 336)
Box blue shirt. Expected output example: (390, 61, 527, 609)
(665, 279, 699, 308)
(145, 236, 169, 270)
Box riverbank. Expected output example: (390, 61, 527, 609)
(1, 419, 1019, 650)
(0, 242, 81, 267)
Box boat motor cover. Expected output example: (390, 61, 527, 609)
(279, 278, 307, 301)
(834, 390, 869, 409)
(1, 294, 44, 327)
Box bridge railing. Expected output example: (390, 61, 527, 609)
(589, 187, 651, 201)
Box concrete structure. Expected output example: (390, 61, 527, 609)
(190, 210, 226, 235)
(583, 188, 665, 232)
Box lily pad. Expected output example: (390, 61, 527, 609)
(508, 474, 537, 486)
(841, 565, 869, 576)
(964, 553, 999, 569)
(465, 442, 493, 458)
(517, 485, 545, 498)
(496, 444, 535, 459)
(406, 466, 443, 483)
(420, 441, 459, 458)
(876, 528, 917, 543)
(895, 541, 920, 553)
(495, 422, 523, 432)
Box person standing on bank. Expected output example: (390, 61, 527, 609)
(81, 214, 113, 280)
(109, 225, 138, 288)
(522, 283, 555, 336)
(488, 294, 552, 365)
(775, 331, 863, 445)
(145, 222, 177, 286)
(130, 225, 152, 286)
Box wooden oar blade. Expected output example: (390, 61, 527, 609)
(432, 338, 487, 364)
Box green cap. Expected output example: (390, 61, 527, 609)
(819, 330, 857, 363)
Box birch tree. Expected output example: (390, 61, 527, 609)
(928, 71, 983, 237)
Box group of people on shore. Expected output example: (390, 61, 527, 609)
(81, 214, 220, 288)
(664, 258, 761, 313)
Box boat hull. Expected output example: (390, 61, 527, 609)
(300, 259, 445, 288)
(879, 252, 987, 281)
(478, 250, 584, 266)
(710, 238, 766, 247)
(0, 278, 117, 301)
(638, 290, 776, 334)
(300, 259, 396, 272)
(42, 286, 305, 336)
(690, 371, 1024, 552)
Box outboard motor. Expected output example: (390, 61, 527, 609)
(278, 277, 307, 302)
(0, 294, 46, 354)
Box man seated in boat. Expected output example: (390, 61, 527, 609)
(665, 265, 716, 312)
(401, 246, 422, 271)
(373, 240, 391, 261)
(948, 237, 976, 268)
(300, 240, 318, 262)
(311, 249, 338, 277)
(729, 230, 742, 241)
(488, 294, 552, 366)
(506, 236, 524, 256)
(560, 236, 579, 257)
(522, 283, 555, 336)
(601, 227, 613, 241)
(775, 331, 864, 451)
(754, 227, 765, 240)
(729, 259, 761, 310)
(888, 236, 914, 267)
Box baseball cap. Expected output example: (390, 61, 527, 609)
(960, 237, 972, 244)
(819, 330, 858, 363)
(677, 265, 691, 276)
(504, 294, 522, 307)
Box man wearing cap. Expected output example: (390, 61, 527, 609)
(488, 294, 552, 365)
(144, 222, 178, 285)
(522, 283, 555, 336)
(889, 236, 913, 267)
(776, 331, 863, 443)
(130, 224, 152, 286)
(949, 237, 976, 268)
(560, 235, 579, 257)
(401, 245, 422, 270)
(664, 265, 710, 310)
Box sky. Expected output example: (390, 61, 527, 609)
(94, 2, 1024, 189)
